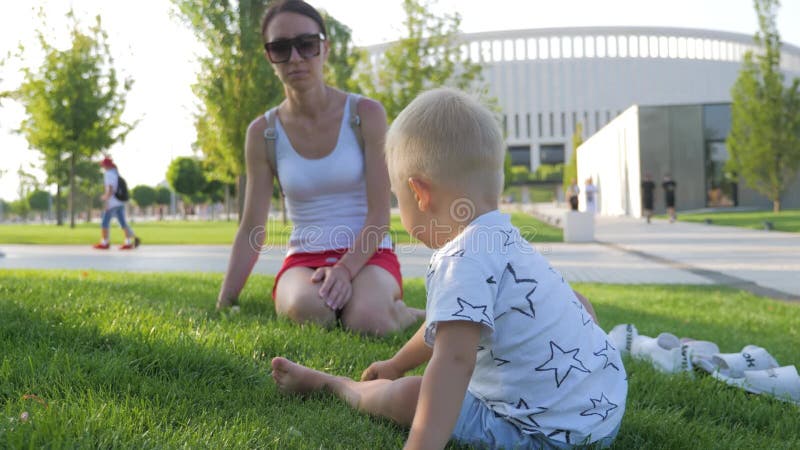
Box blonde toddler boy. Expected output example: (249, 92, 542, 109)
(272, 88, 627, 449)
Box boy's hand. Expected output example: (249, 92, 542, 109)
(361, 359, 404, 381)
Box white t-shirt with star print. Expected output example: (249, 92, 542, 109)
(424, 210, 627, 445)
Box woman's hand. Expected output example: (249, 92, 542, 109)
(361, 359, 405, 381)
(311, 264, 353, 311)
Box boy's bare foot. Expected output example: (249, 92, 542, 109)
(271, 357, 331, 395)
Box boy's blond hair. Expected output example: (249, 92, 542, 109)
(385, 88, 505, 198)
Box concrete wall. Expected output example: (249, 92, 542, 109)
(577, 106, 641, 216)
(577, 103, 800, 216)
(639, 105, 706, 212)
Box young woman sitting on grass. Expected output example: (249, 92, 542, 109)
(216, 0, 423, 336)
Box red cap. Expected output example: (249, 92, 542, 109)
(99, 157, 115, 168)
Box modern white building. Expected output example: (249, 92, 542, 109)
(367, 26, 800, 172)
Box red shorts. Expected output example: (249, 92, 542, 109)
(272, 248, 403, 299)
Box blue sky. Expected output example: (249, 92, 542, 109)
(1, 0, 799, 201)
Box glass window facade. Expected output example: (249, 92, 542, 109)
(508, 145, 531, 167)
(539, 144, 565, 164)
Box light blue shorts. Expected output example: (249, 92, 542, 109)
(451, 391, 620, 449)
(101, 205, 130, 230)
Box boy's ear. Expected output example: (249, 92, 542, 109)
(408, 177, 431, 212)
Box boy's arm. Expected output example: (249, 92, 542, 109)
(574, 289, 598, 323)
(361, 321, 432, 380)
(405, 321, 480, 450)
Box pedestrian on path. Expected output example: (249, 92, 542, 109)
(94, 157, 140, 250)
(567, 178, 580, 211)
(584, 177, 598, 214)
(641, 172, 655, 223)
(662, 174, 677, 223)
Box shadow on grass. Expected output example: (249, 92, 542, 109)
(0, 300, 411, 448)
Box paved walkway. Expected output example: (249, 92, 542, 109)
(1, 205, 798, 300)
(527, 203, 800, 301)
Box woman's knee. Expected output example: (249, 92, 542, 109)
(341, 300, 396, 336)
(275, 293, 335, 326)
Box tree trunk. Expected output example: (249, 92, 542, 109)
(773, 199, 781, 213)
(68, 153, 76, 228)
(224, 184, 231, 222)
(237, 174, 246, 224)
(56, 184, 63, 226)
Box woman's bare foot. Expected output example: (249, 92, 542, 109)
(392, 300, 426, 330)
(271, 357, 331, 395)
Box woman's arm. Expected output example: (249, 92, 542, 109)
(217, 117, 274, 308)
(315, 97, 391, 308)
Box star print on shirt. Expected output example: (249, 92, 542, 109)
(580, 393, 618, 420)
(504, 263, 538, 318)
(535, 341, 591, 387)
(490, 350, 511, 366)
(451, 297, 492, 326)
(500, 229, 515, 247)
(486, 276, 496, 284)
(593, 341, 620, 371)
(547, 429, 572, 444)
(508, 398, 548, 430)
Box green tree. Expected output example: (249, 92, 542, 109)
(28, 189, 50, 221)
(9, 199, 31, 221)
(173, 0, 282, 219)
(563, 122, 583, 194)
(155, 186, 172, 220)
(131, 185, 157, 215)
(727, 0, 800, 212)
(503, 152, 513, 190)
(355, 0, 485, 121)
(73, 159, 102, 223)
(167, 157, 205, 217)
(321, 11, 361, 91)
(10, 11, 134, 228)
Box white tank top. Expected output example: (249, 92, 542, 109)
(272, 94, 393, 255)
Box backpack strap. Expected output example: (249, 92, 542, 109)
(263, 106, 283, 196)
(347, 93, 365, 152)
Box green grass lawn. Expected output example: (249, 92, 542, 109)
(0, 213, 562, 245)
(678, 209, 800, 233)
(1, 270, 798, 449)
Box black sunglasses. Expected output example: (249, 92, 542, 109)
(264, 33, 325, 63)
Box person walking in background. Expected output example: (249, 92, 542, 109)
(662, 174, 677, 223)
(567, 178, 580, 211)
(584, 176, 598, 214)
(216, 0, 423, 335)
(94, 156, 140, 250)
(641, 172, 655, 224)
